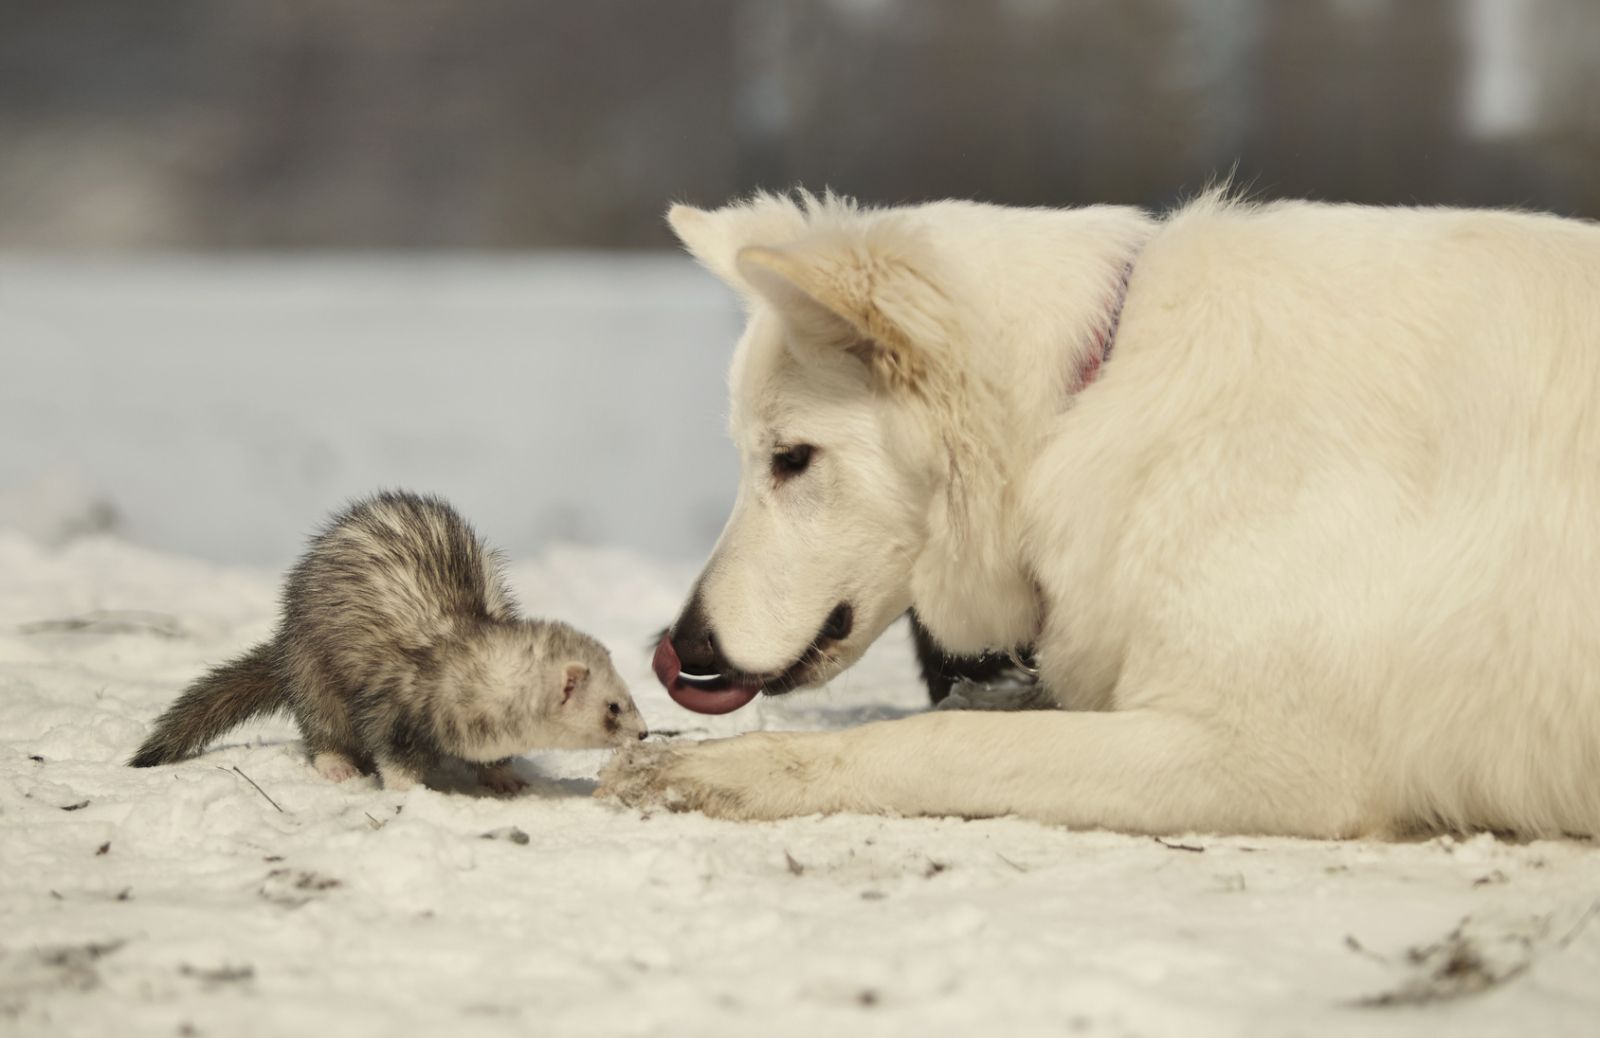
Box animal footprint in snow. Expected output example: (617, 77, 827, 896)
(258, 868, 342, 908)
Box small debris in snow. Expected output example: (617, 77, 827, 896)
(15, 940, 127, 997)
(259, 869, 341, 907)
(1153, 837, 1205, 853)
(481, 826, 530, 845)
(221, 765, 285, 814)
(179, 963, 255, 988)
(1358, 918, 1531, 1007)
(1343, 935, 1387, 963)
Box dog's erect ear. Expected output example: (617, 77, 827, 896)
(666, 198, 808, 286)
(735, 236, 950, 396)
(665, 205, 720, 267)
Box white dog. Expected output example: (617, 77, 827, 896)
(599, 190, 1600, 838)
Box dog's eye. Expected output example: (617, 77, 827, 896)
(607, 702, 621, 716)
(772, 444, 814, 480)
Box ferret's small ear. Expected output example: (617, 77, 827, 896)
(560, 663, 589, 704)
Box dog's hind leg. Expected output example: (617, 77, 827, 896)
(597, 709, 1369, 837)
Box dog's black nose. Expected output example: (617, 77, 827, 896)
(670, 591, 731, 675)
(637, 731, 648, 741)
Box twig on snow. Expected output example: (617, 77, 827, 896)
(220, 765, 284, 814)
(1153, 836, 1205, 853)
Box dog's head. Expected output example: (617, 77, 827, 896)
(653, 193, 1049, 714)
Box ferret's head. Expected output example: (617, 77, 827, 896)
(442, 621, 646, 758)
(533, 622, 648, 750)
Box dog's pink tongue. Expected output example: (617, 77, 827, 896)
(653, 635, 760, 715)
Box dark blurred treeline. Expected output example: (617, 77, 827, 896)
(2, 0, 1596, 248)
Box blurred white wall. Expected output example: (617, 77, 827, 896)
(0, 255, 742, 566)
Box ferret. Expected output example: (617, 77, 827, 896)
(130, 491, 646, 792)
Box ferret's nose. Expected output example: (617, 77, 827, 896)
(637, 731, 648, 741)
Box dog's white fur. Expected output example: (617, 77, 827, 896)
(601, 191, 1600, 837)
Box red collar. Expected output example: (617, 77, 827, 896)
(1076, 261, 1135, 390)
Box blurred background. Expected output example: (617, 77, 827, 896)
(3, 0, 1598, 567)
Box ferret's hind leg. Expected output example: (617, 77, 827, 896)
(288, 660, 371, 782)
(477, 758, 528, 795)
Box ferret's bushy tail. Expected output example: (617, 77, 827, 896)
(129, 641, 285, 767)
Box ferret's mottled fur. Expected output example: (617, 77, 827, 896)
(130, 491, 646, 791)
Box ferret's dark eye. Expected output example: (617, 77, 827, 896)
(772, 444, 814, 480)
(607, 702, 621, 716)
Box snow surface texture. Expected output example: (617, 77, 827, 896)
(4, 531, 1600, 1037)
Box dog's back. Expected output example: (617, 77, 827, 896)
(1036, 199, 1600, 835)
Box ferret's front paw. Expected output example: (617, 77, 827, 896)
(477, 760, 528, 796)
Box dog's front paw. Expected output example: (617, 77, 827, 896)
(595, 742, 672, 808)
(595, 741, 733, 814)
(596, 734, 837, 821)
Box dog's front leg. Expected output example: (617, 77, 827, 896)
(597, 710, 1366, 836)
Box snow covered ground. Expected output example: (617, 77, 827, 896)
(4, 530, 1599, 1037)
(3, 257, 1599, 1036)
